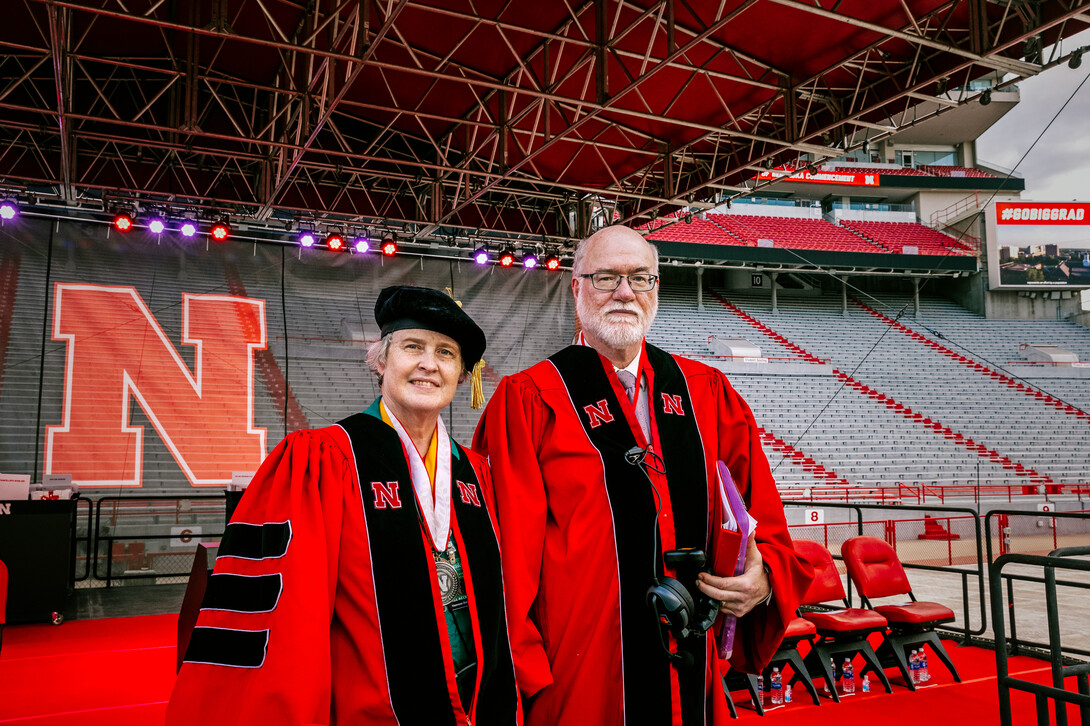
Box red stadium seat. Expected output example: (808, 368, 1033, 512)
(0, 558, 7, 655)
(841, 536, 961, 689)
(794, 539, 892, 701)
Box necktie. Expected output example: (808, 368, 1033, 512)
(616, 369, 650, 439)
(616, 369, 637, 403)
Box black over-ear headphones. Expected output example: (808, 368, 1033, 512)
(646, 549, 720, 655)
(626, 447, 720, 667)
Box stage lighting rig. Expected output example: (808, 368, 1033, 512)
(113, 212, 134, 232)
(381, 234, 398, 256)
(473, 247, 489, 265)
(1071, 47, 1084, 69)
(0, 199, 17, 221)
(179, 220, 198, 238)
(545, 254, 562, 271)
(210, 220, 231, 241)
(299, 231, 317, 247)
(354, 235, 370, 253)
(147, 216, 166, 235)
(523, 251, 538, 269)
(326, 232, 345, 251)
(498, 249, 515, 267)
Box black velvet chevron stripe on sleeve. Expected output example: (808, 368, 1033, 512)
(218, 521, 292, 560)
(201, 573, 283, 613)
(184, 627, 270, 668)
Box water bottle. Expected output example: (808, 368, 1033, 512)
(920, 649, 930, 682)
(843, 659, 855, 694)
(861, 674, 871, 693)
(910, 650, 919, 684)
(757, 674, 764, 705)
(770, 667, 783, 705)
(784, 678, 793, 704)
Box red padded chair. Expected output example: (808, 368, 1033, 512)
(841, 536, 961, 689)
(769, 615, 823, 705)
(0, 558, 8, 655)
(721, 615, 824, 713)
(794, 539, 892, 701)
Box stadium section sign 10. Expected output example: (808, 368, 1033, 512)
(985, 202, 1090, 289)
(755, 169, 880, 186)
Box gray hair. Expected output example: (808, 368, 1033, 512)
(572, 225, 660, 275)
(365, 334, 393, 385)
(365, 331, 471, 385)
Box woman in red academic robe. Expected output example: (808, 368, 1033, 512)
(167, 286, 520, 726)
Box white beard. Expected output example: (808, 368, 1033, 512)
(577, 291, 657, 350)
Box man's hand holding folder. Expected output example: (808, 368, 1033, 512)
(696, 461, 772, 659)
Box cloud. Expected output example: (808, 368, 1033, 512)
(977, 31, 1090, 201)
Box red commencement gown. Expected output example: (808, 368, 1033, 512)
(473, 343, 811, 726)
(167, 410, 520, 726)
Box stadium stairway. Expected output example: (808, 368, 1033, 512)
(757, 428, 851, 487)
(708, 292, 828, 365)
(707, 290, 1055, 487)
(222, 263, 311, 433)
(851, 297, 1090, 424)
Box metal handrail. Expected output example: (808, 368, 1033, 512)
(989, 550, 1090, 726)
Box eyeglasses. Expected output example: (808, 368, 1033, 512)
(578, 272, 659, 292)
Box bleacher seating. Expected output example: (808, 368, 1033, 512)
(832, 165, 932, 177)
(918, 164, 996, 178)
(840, 220, 974, 256)
(706, 214, 886, 253)
(641, 216, 747, 246)
(714, 289, 1090, 486)
(2, 218, 1087, 499)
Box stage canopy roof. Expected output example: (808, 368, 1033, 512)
(2, 0, 1089, 251)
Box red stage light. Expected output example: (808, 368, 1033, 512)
(210, 221, 230, 241)
(545, 256, 561, 271)
(499, 250, 515, 267)
(327, 234, 345, 251)
(113, 213, 133, 232)
(381, 239, 398, 256)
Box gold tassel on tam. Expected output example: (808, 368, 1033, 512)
(470, 358, 486, 410)
(444, 287, 487, 409)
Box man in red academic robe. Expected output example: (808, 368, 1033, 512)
(473, 226, 812, 726)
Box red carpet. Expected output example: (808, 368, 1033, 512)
(0, 615, 176, 725)
(1, 619, 1083, 725)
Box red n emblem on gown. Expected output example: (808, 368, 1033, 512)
(371, 481, 402, 509)
(456, 480, 481, 507)
(661, 393, 685, 416)
(583, 399, 614, 428)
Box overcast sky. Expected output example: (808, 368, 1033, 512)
(976, 30, 1090, 201)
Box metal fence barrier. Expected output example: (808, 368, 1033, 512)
(784, 501, 987, 642)
(990, 547, 1090, 726)
(91, 495, 226, 587)
(984, 510, 1090, 661)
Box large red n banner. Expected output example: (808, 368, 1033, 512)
(47, 284, 268, 488)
